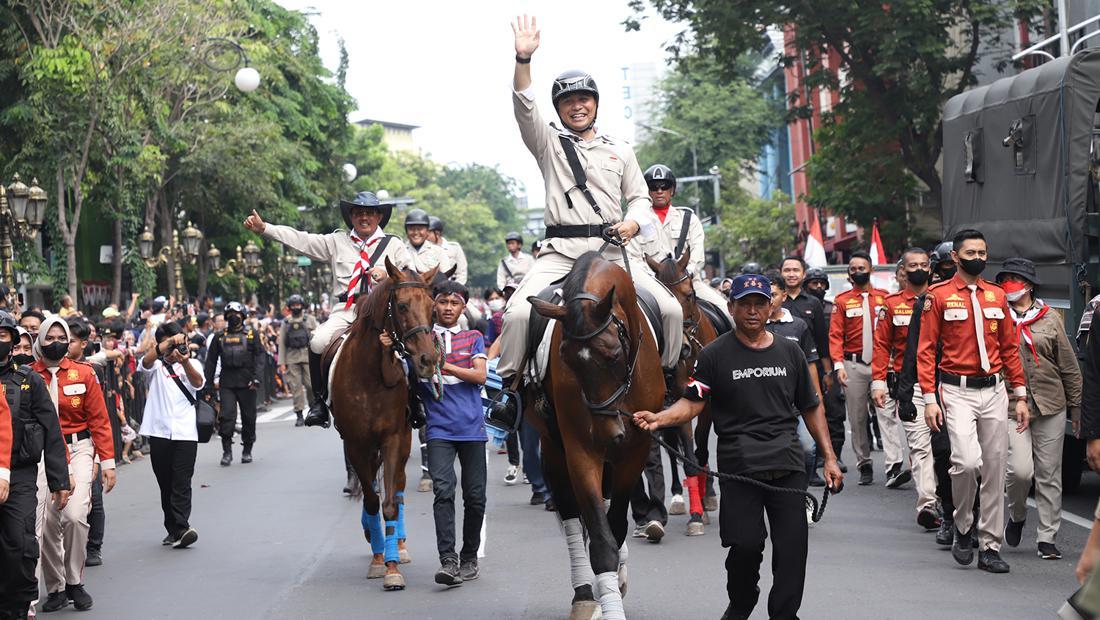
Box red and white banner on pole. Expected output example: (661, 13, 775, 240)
(869, 221, 887, 266)
(804, 212, 828, 268)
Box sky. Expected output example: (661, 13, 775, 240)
(274, 0, 685, 210)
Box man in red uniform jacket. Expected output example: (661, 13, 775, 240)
(31, 316, 116, 611)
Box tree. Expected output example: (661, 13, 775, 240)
(629, 0, 1044, 244)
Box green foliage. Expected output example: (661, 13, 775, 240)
(710, 172, 795, 269)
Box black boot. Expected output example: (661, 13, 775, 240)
(294, 411, 304, 427)
(241, 444, 253, 464)
(304, 351, 331, 428)
(220, 437, 232, 467)
(488, 375, 520, 431)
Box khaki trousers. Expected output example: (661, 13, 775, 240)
(1006, 409, 1065, 544)
(498, 250, 684, 376)
(693, 279, 733, 322)
(883, 386, 937, 513)
(310, 307, 355, 354)
(284, 359, 311, 412)
(41, 437, 94, 593)
(941, 381, 1008, 551)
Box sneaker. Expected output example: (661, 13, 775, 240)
(644, 520, 665, 543)
(173, 528, 198, 549)
(41, 591, 69, 612)
(65, 584, 93, 611)
(885, 465, 912, 489)
(632, 524, 647, 538)
(977, 549, 1010, 573)
(917, 508, 941, 531)
(522, 473, 530, 485)
(434, 558, 463, 586)
(952, 526, 975, 565)
(459, 559, 480, 581)
(858, 463, 873, 486)
(240, 451, 253, 464)
(935, 519, 954, 547)
(1004, 518, 1025, 548)
(220, 451, 232, 467)
(530, 491, 546, 506)
(84, 549, 102, 567)
(544, 497, 556, 512)
(1037, 542, 1062, 560)
(162, 534, 174, 546)
(504, 465, 520, 486)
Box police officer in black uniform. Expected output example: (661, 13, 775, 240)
(204, 302, 263, 467)
(0, 311, 69, 619)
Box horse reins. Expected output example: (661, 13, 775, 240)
(564, 292, 640, 417)
(383, 280, 435, 360)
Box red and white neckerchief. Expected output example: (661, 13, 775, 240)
(1011, 300, 1050, 364)
(344, 229, 385, 310)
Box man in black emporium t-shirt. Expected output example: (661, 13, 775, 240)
(634, 274, 843, 620)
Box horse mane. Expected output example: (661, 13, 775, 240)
(654, 255, 683, 283)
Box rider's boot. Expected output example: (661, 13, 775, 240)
(662, 369, 679, 407)
(489, 375, 520, 430)
(304, 351, 331, 428)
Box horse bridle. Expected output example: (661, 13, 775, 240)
(383, 280, 435, 360)
(564, 292, 640, 417)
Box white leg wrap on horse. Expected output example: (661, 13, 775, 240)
(618, 540, 628, 565)
(563, 518, 595, 590)
(595, 571, 626, 620)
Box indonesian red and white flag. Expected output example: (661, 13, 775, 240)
(804, 212, 827, 268)
(869, 221, 887, 266)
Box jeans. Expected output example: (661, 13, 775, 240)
(148, 437, 198, 539)
(518, 417, 547, 495)
(427, 439, 487, 561)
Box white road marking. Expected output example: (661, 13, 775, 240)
(1028, 498, 1094, 530)
(256, 405, 297, 424)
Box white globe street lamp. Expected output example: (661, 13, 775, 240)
(234, 66, 261, 93)
(343, 163, 358, 183)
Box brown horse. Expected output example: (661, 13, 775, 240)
(330, 258, 442, 591)
(646, 249, 720, 534)
(529, 251, 664, 620)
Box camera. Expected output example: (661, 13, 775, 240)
(174, 343, 189, 356)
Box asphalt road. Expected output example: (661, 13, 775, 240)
(59, 402, 1096, 619)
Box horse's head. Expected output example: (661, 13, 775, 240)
(646, 249, 699, 386)
(383, 257, 441, 378)
(531, 270, 638, 446)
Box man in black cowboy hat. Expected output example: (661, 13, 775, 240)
(245, 193, 413, 429)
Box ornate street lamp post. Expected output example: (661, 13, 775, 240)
(139, 221, 204, 294)
(0, 175, 47, 288)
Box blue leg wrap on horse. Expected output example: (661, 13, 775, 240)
(385, 521, 400, 563)
(365, 509, 385, 555)
(396, 492, 407, 540)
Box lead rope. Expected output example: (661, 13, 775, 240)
(428, 334, 446, 401)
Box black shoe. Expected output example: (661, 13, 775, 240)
(858, 463, 873, 486)
(977, 550, 1010, 573)
(917, 508, 941, 531)
(530, 491, 546, 506)
(173, 528, 198, 549)
(488, 388, 519, 431)
(886, 465, 912, 489)
(241, 451, 253, 464)
(808, 472, 826, 487)
(1004, 518, 1024, 548)
(434, 557, 463, 586)
(952, 526, 975, 565)
(936, 519, 954, 547)
(65, 584, 93, 611)
(720, 603, 750, 620)
(304, 400, 331, 428)
(1038, 542, 1062, 560)
(459, 559, 480, 581)
(41, 591, 69, 612)
(544, 497, 556, 512)
(162, 534, 174, 546)
(294, 411, 304, 427)
(84, 549, 102, 567)
(220, 451, 232, 467)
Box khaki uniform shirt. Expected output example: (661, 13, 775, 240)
(406, 239, 451, 274)
(262, 225, 412, 300)
(513, 87, 655, 259)
(440, 238, 468, 284)
(497, 251, 535, 289)
(659, 206, 706, 278)
(278, 314, 318, 365)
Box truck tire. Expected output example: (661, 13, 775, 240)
(1063, 433, 1085, 495)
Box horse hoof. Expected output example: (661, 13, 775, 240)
(399, 548, 411, 564)
(668, 494, 686, 515)
(367, 563, 387, 579)
(686, 521, 705, 536)
(418, 478, 433, 493)
(704, 496, 719, 512)
(569, 600, 602, 620)
(701, 510, 711, 525)
(618, 564, 628, 598)
(383, 573, 406, 591)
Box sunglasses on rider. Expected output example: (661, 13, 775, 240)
(649, 183, 673, 191)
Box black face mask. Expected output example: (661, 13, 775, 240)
(42, 341, 67, 361)
(906, 269, 931, 286)
(228, 315, 243, 330)
(959, 258, 986, 277)
(807, 287, 827, 301)
(12, 353, 33, 366)
(850, 271, 871, 286)
(937, 264, 957, 280)
(291, 307, 303, 317)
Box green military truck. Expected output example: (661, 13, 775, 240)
(941, 48, 1100, 491)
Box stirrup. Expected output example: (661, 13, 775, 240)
(487, 387, 521, 432)
(304, 400, 331, 428)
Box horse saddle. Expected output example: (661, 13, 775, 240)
(698, 298, 733, 335)
(525, 281, 665, 382)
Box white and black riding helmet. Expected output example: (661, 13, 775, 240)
(551, 70, 599, 132)
(643, 164, 677, 191)
(404, 208, 431, 229)
(339, 191, 392, 230)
